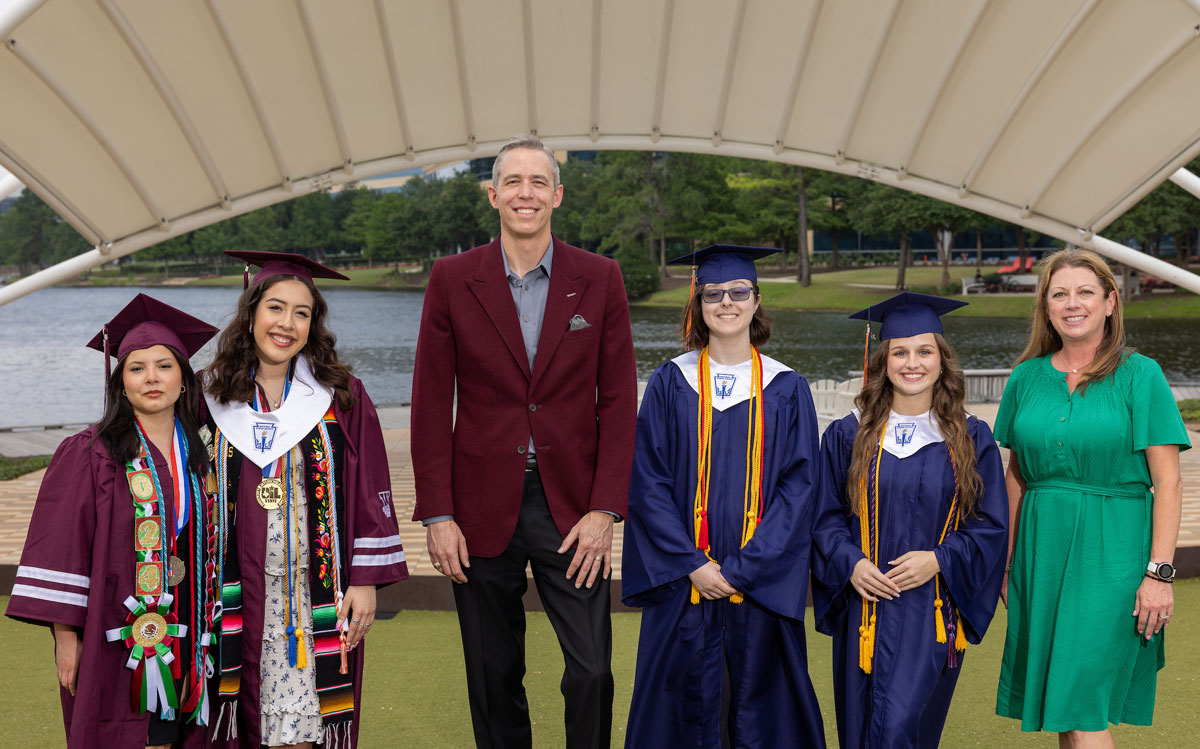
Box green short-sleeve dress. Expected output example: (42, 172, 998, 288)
(995, 352, 1190, 731)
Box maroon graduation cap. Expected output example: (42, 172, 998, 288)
(225, 250, 349, 290)
(86, 293, 219, 383)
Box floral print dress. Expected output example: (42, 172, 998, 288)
(260, 445, 322, 745)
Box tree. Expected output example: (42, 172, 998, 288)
(435, 171, 489, 253)
(190, 219, 235, 273)
(235, 205, 285, 252)
(286, 192, 335, 256)
(848, 182, 928, 289)
(0, 190, 63, 274)
(805, 171, 859, 270)
(797, 166, 811, 287)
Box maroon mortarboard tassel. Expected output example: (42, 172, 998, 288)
(243, 262, 250, 291)
(103, 324, 111, 406)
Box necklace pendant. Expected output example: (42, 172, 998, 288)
(167, 555, 186, 586)
(256, 477, 285, 510)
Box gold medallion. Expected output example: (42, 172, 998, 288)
(132, 612, 168, 648)
(256, 477, 285, 510)
(167, 555, 186, 587)
(129, 471, 155, 501)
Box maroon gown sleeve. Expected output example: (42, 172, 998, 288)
(339, 377, 409, 586)
(6, 432, 99, 628)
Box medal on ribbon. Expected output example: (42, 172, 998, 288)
(105, 594, 186, 719)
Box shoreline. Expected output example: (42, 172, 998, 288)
(5, 263, 1199, 319)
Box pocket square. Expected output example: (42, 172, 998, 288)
(568, 314, 592, 331)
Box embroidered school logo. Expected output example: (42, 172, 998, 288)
(894, 422, 917, 446)
(714, 373, 736, 399)
(379, 490, 393, 518)
(253, 422, 277, 452)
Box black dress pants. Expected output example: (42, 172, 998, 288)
(452, 469, 614, 749)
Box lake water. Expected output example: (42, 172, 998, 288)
(1, 286, 1196, 428)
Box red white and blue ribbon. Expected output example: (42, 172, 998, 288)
(169, 419, 191, 535)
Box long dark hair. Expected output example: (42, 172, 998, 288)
(846, 333, 983, 518)
(93, 347, 209, 476)
(680, 282, 774, 351)
(205, 275, 355, 410)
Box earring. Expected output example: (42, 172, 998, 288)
(122, 389, 127, 397)
(180, 385, 187, 393)
(249, 323, 253, 334)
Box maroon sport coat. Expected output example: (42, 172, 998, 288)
(410, 236, 638, 557)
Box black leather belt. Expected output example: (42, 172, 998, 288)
(525, 453, 538, 472)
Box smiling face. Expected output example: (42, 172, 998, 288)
(885, 332, 941, 411)
(699, 279, 760, 344)
(488, 146, 563, 244)
(122, 344, 182, 419)
(252, 279, 314, 367)
(1045, 265, 1115, 347)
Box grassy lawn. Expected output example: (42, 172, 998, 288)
(4, 580, 1198, 746)
(0, 455, 51, 481)
(640, 265, 1200, 319)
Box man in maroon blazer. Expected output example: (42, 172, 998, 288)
(411, 136, 637, 748)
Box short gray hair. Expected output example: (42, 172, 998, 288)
(492, 135, 560, 189)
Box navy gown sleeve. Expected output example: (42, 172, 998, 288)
(810, 416, 867, 636)
(622, 365, 710, 608)
(930, 416, 1008, 642)
(718, 374, 821, 622)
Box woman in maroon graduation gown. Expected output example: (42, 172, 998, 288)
(202, 250, 407, 748)
(7, 294, 221, 748)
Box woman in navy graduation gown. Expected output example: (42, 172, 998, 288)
(811, 293, 1007, 749)
(622, 245, 825, 748)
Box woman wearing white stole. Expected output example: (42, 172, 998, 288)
(203, 251, 408, 749)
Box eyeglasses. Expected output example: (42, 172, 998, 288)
(700, 286, 754, 304)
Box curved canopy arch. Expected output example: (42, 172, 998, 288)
(2, 0, 1200, 304)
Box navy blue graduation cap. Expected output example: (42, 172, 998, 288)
(667, 244, 780, 284)
(849, 292, 968, 340)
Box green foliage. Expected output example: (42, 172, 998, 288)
(1179, 399, 1200, 423)
(613, 238, 661, 300)
(0, 454, 52, 481)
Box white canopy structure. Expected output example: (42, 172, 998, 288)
(2, 0, 1200, 305)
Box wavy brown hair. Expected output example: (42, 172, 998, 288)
(205, 275, 355, 410)
(1016, 248, 1127, 394)
(93, 347, 209, 476)
(845, 333, 983, 518)
(681, 282, 773, 351)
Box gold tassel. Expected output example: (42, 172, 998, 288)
(295, 629, 308, 668)
(338, 635, 349, 675)
(730, 593, 744, 604)
(934, 598, 947, 643)
(859, 623, 869, 673)
(690, 585, 700, 605)
(955, 610, 968, 652)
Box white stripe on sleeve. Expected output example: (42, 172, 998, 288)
(16, 565, 90, 588)
(11, 584, 89, 608)
(353, 535, 403, 549)
(351, 551, 406, 567)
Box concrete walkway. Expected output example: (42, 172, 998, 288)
(2, 406, 1198, 592)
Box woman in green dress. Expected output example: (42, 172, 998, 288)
(995, 248, 1190, 746)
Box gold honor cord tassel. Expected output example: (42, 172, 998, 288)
(691, 349, 713, 605)
(858, 433, 885, 673)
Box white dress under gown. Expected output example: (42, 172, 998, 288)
(260, 445, 322, 745)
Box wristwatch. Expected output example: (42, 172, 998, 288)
(1147, 561, 1176, 581)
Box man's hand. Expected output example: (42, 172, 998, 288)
(558, 511, 615, 589)
(688, 560, 740, 600)
(427, 519, 471, 583)
(52, 622, 81, 696)
(337, 585, 377, 650)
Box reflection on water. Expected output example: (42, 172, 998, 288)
(0, 286, 1195, 428)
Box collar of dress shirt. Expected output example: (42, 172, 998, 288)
(501, 238, 553, 282)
